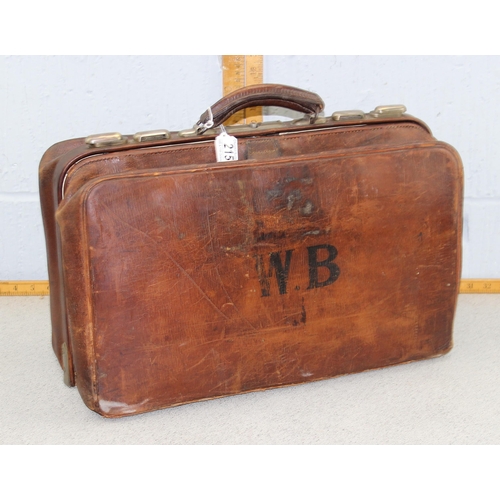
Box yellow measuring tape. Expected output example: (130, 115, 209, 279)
(222, 55, 263, 125)
(459, 279, 500, 293)
(1, 280, 499, 296)
(0, 281, 50, 296)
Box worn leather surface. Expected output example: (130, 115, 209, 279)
(39, 116, 433, 385)
(39, 93, 463, 417)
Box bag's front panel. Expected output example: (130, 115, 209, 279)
(80, 145, 461, 416)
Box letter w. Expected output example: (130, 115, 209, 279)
(254, 250, 294, 297)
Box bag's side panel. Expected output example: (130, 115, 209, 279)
(58, 142, 462, 417)
(39, 138, 85, 377)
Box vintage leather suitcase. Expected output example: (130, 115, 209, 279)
(39, 84, 463, 417)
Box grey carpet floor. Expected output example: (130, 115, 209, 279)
(1, 294, 499, 444)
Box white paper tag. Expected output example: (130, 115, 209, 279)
(215, 132, 238, 162)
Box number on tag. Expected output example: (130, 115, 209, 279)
(215, 132, 238, 162)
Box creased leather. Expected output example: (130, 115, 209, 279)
(39, 86, 463, 417)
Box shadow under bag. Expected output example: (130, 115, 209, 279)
(39, 84, 463, 417)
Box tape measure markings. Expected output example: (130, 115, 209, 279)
(222, 55, 263, 126)
(459, 279, 500, 294)
(243, 55, 264, 124)
(0, 281, 50, 296)
(1, 280, 500, 296)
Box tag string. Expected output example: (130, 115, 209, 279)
(205, 107, 214, 130)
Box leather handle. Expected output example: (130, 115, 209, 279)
(196, 84, 325, 133)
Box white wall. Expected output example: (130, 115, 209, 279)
(1, 55, 498, 279)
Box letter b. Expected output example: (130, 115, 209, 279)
(307, 244, 340, 289)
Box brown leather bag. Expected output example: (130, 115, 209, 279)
(39, 84, 463, 417)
